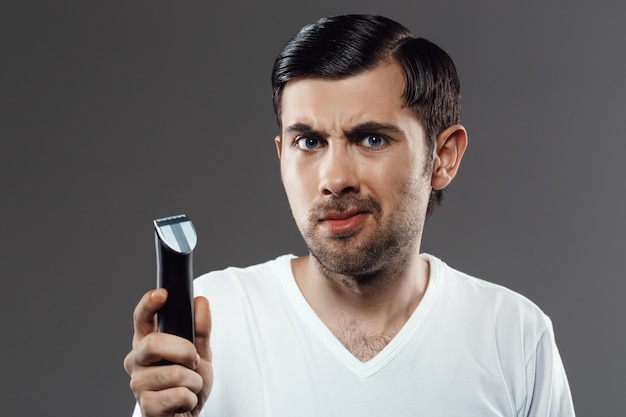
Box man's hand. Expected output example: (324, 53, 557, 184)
(124, 289, 212, 417)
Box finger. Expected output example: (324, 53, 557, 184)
(139, 387, 199, 417)
(130, 363, 203, 394)
(134, 332, 200, 369)
(132, 289, 168, 344)
(194, 296, 212, 362)
(192, 296, 213, 410)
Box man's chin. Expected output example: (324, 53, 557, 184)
(309, 247, 382, 277)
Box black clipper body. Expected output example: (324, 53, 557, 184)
(154, 214, 197, 343)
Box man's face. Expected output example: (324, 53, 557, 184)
(276, 60, 434, 278)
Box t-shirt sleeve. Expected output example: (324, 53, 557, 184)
(524, 321, 576, 416)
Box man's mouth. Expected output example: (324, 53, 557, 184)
(319, 209, 369, 235)
(320, 208, 362, 221)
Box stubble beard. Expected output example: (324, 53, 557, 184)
(299, 179, 429, 293)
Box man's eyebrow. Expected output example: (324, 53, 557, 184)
(284, 123, 324, 137)
(345, 122, 404, 139)
(284, 121, 404, 138)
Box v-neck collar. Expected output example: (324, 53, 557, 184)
(277, 254, 442, 379)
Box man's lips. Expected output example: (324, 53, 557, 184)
(320, 208, 362, 221)
(319, 209, 369, 235)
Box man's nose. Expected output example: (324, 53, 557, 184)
(318, 146, 360, 196)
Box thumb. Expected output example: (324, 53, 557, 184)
(132, 288, 168, 345)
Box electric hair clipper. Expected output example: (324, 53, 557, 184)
(154, 214, 197, 343)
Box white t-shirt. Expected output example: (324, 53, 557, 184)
(133, 254, 575, 416)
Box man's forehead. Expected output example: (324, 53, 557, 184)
(279, 61, 409, 128)
(281, 59, 405, 95)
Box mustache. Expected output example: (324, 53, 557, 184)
(308, 195, 382, 220)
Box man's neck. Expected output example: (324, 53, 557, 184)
(291, 251, 430, 361)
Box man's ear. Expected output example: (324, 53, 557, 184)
(431, 124, 468, 190)
(274, 135, 282, 159)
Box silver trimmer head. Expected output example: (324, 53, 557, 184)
(154, 214, 197, 254)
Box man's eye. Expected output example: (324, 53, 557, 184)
(360, 134, 386, 148)
(295, 137, 321, 150)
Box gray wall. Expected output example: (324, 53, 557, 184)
(1, 1, 623, 415)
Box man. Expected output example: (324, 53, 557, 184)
(124, 14, 575, 416)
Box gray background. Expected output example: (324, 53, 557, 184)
(1, 0, 624, 415)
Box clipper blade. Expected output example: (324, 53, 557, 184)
(154, 214, 197, 254)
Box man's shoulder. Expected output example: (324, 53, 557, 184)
(193, 254, 295, 293)
(425, 253, 552, 332)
